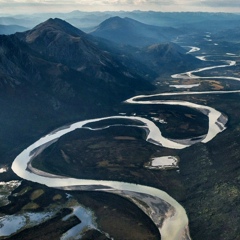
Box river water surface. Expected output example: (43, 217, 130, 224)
(11, 47, 240, 240)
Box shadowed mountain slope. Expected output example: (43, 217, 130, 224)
(0, 21, 155, 161)
(90, 16, 181, 47)
(136, 43, 202, 75)
(15, 18, 155, 88)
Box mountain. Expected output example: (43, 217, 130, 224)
(2, 14, 239, 240)
(86, 17, 201, 76)
(0, 17, 203, 163)
(65, 12, 114, 31)
(0, 24, 28, 35)
(90, 16, 181, 47)
(15, 18, 155, 85)
(0, 19, 155, 162)
(135, 43, 202, 75)
(12, 18, 155, 103)
(101, 41, 202, 78)
(15, 18, 87, 69)
(3, 12, 240, 33)
(0, 17, 205, 159)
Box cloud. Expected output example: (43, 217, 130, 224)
(200, 0, 240, 7)
(0, 0, 236, 8)
(0, 0, 174, 5)
(0, 0, 239, 14)
(0, 0, 75, 3)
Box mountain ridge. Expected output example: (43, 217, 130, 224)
(16, 18, 142, 78)
(90, 16, 181, 47)
(0, 17, 206, 162)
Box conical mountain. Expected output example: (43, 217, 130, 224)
(15, 17, 154, 93)
(90, 16, 181, 47)
(16, 18, 108, 70)
(0, 23, 154, 157)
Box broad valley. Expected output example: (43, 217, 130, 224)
(0, 10, 240, 240)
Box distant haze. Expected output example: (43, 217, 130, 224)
(0, 0, 240, 15)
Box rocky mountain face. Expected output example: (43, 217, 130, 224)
(16, 18, 119, 72)
(16, 18, 153, 92)
(0, 20, 155, 162)
(90, 16, 181, 47)
(0, 17, 202, 164)
(102, 41, 202, 78)
(0, 19, 206, 159)
(88, 17, 202, 76)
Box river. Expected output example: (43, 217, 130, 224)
(11, 48, 240, 239)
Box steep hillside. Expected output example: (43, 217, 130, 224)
(0, 26, 154, 163)
(90, 16, 181, 47)
(136, 43, 202, 74)
(15, 18, 154, 88)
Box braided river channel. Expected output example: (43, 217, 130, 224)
(11, 47, 240, 239)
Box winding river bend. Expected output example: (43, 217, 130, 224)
(12, 52, 240, 239)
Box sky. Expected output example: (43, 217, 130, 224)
(0, 0, 240, 15)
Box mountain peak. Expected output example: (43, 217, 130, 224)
(15, 17, 86, 46)
(29, 18, 85, 38)
(95, 16, 152, 32)
(40, 18, 75, 27)
(91, 16, 174, 47)
(97, 16, 130, 30)
(15, 18, 95, 71)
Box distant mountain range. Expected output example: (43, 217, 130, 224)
(1, 11, 240, 33)
(0, 24, 28, 35)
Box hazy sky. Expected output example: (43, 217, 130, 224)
(0, 0, 240, 15)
